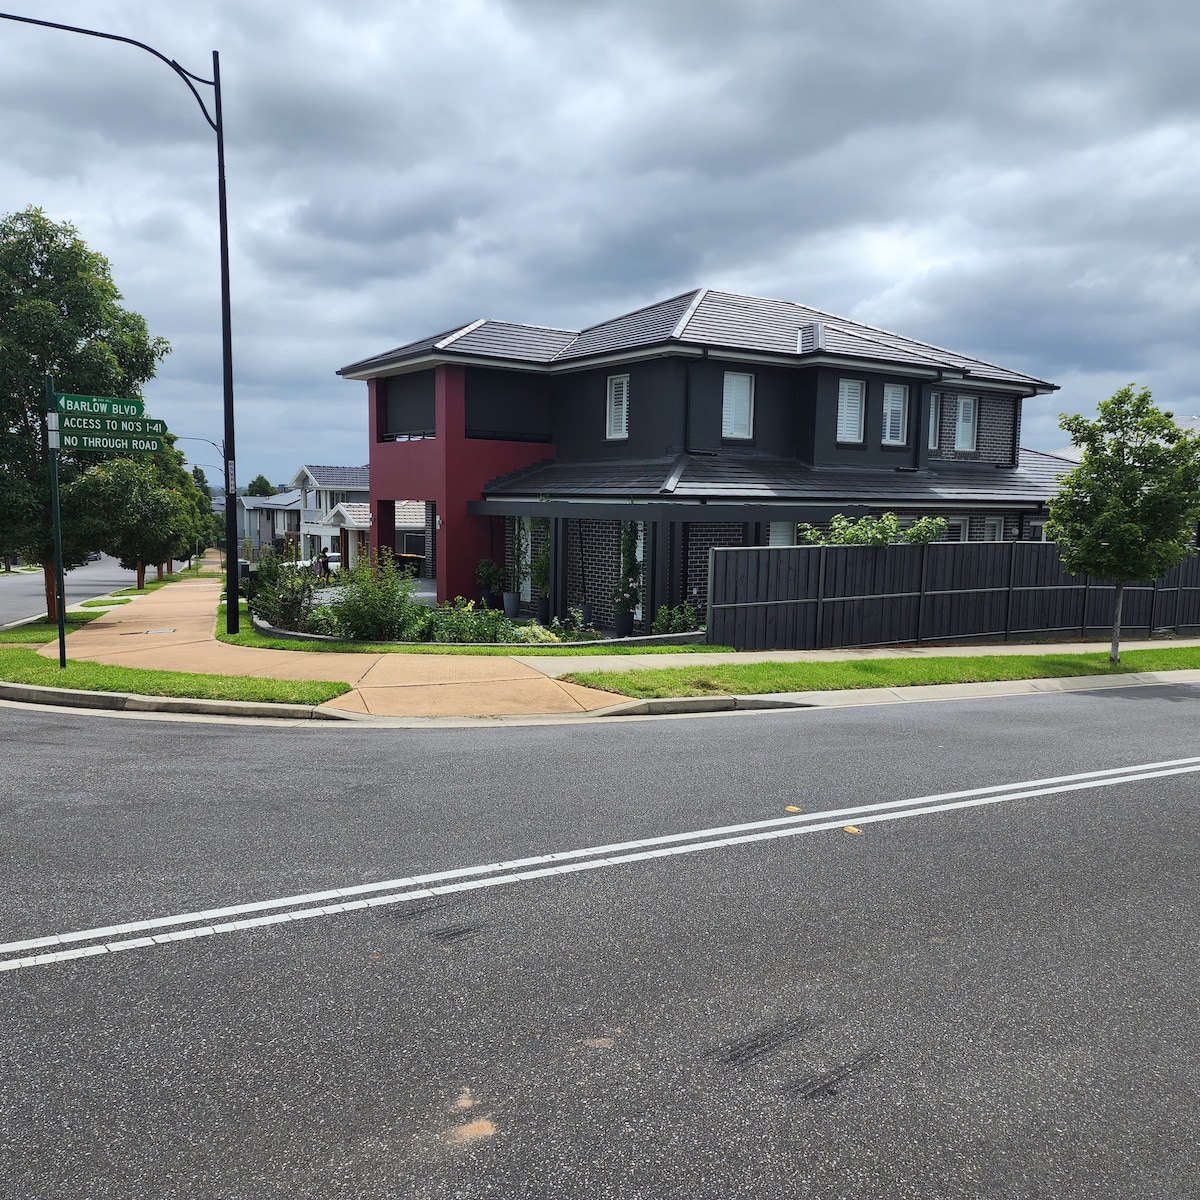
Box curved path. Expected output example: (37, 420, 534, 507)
(36, 576, 627, 718)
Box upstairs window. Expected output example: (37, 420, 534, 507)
(722, 372, 754, 439)
(928, 392, 941, 449)
(606, 374, 629, 440)
(837, 379, 865, 443)
(955, 396, 978, 451)
(882, 384, 908, 445)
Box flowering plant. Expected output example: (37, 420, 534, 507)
(611, 521, 642, 613)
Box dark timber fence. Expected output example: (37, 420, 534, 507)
(706, 542, 1200, 651)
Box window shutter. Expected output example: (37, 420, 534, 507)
(768, 521, 796, 546)
(928, 393, 941, 449)
(607, 375, 628, 439)
(882, 384, 907, 444)
(837, 380, 864, 442)
(955, 396, 977, 450)
(722, 373, 753, 439)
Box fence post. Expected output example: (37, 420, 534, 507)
(1149, 575, 1159, 634)
(1081, 573, 1090, 638)
(706, 546, 717, 644)
(816, 545, 827, 650)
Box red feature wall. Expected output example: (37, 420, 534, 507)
(368, 364, 553, 603)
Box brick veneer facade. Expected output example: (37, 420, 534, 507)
(686, 521, 746, 617)
(929, 389, 1018, 465)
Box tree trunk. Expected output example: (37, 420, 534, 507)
(136, 560, 146, 590)
(1110, 580, 1124, 664)
(43, 562, 57, 625)
(167, 559, 173, 576)
(156, 563, 164, 582)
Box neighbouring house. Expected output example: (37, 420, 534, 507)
(338, 287, 1064, 630)
(288, 465, 370, 558)
(236, 489, 301, 559)
(325, 499, 427, 570)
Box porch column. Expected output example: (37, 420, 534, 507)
(371, 498, 395, 561)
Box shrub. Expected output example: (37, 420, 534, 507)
(327, 549, 426, 641)
(651, 600, 701, 635)
(242, 550, 318, 631)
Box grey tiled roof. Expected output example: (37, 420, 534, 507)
(303, 464, 370, 488)
(484, 450, 1069, 507)
(555, 290, 700, 360)
(339, 287, 1055, 391)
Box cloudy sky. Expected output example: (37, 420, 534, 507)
(2, 0, 1197, 484)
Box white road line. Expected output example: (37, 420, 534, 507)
(2, 755, 1198, 972)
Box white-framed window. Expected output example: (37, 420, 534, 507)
(944, 518, 967, 542)
(928, 392, 941, 449)
(767, 521, 796, 546)
(1029, 521, 1050, 542)
(882, 383, 908, 445)
(722, 372, 754, 439)
(983, 516, 1005, 542)
(837, 379, 865, 443)
(606, 374, 629, 440)
(955, 396, 978, 451)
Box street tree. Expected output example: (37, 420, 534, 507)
(245, 474, 276, 497)
(0, 206, 170, 619)
(73, 457, 192, 589)
(1047, 384, 1200, 663)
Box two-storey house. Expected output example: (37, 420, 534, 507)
(338, 288, 1063, 629)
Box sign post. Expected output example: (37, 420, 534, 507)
(42, 382, 173, 668)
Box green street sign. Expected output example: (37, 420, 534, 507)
(60, 414, 168, 437)
(54, 393, 145, 418)
(60, 432, 163, 454)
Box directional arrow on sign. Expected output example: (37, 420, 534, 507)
(54, 393, 145, 418)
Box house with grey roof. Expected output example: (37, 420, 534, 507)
(338, 287, 1067, 630)
(288, 464, 370, 559)
(236, 489, 301, 559)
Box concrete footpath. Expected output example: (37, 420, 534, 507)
(6, 570, 1200, 722)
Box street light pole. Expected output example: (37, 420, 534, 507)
(0, 11, 241, 632)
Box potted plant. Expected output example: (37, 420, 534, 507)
(476, 558, 505, 610)
(503, 520, 530, 618)
(610, 520, 642, 638)
(531, 518, 551, 624)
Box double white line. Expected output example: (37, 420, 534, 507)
(4, 755, 1198, 973)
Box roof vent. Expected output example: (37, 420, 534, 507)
(797, 321, 825, 354)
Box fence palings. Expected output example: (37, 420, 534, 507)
(707, 542, 1200, 651)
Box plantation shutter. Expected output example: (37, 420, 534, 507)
(882, 384, 907, 444)
(955, 396, 977, 450)
(768, 521, 796, 546)
(721, 372, 753, 439)
(607, 375, 629, 439)
(837, 379, 864, 442)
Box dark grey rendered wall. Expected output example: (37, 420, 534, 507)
(811, 367, 935, 468)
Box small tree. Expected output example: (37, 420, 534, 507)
(1048, 384, 1200, 663)
(245, 474, 276, 497)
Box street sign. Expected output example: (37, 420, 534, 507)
(60, 414, 168, 437)
(60, 432, 163, 454)
(54, 393, 145, 418)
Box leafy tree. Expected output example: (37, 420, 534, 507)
(245, 474, 276, 497)
(797, 512, 949, 545)
(0, 206, 169, 619)
(72, 457, 191, 589)
(1048, 384, 1200, 662)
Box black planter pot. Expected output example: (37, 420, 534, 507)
(580, 602, 593, 628)
(503, 591, 521, 619)
(537, 596, 551, 625)
(481, 590, 501, 610)
(613, 610, 634, 638)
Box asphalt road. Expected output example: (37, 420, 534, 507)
(0, 555, 138, 626)
(1, 687, 1198, 1199)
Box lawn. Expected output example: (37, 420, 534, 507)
(79, 597, 133, 607)
(562, 646, 1200, 698)
(0, 613, 102, 643)
(0, 646, 350, 706)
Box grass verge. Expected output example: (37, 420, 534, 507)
(215, 600, 728, 656)
(0, 614, 102, 643)
(79, 597, 133, 607)
(562, 646, 1200, 698)
(0, 646, 350, 705)
(113, 573, 190, 596)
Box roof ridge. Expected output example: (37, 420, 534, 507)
(671, 288, 709, 340)
(576, 288, 701, 335)
(434, 318, 487, 350)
